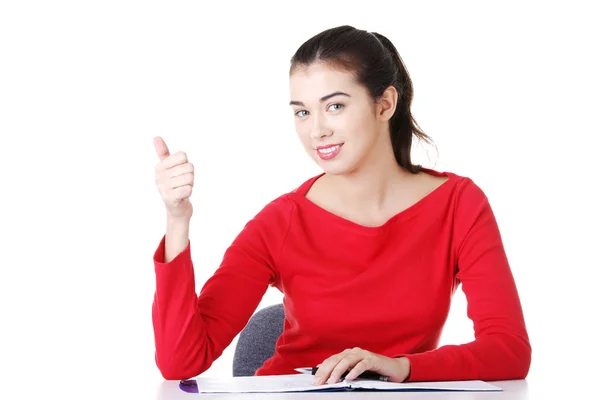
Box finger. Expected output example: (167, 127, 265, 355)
(168, 162, 194, 178)
(328, 356, 359, 384)
(154, 136, 170, 161)
(313, 362, 334, 385)
(313, 352, 349, 385)
(344, 359, 370, 381)
(169, 173, 194, 189)
(160, 151, 188, 170)
(312, 366, 326, 385)
(172, 185, 192, 201)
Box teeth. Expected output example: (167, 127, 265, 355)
(318, 145, 340, 154)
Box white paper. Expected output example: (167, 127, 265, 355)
(193, 374, 347, 393)
(350, 379, 502, 391)
(191, 373, 502, 393)
(294, 368, 501, 392)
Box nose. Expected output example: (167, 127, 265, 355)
(309, 114, 333, 139)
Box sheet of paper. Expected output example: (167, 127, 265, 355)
(351, 379, 502, 391)
(191, 374, 502, 393)
(192, 374, 347, 393)
(294, 368, 501, 392)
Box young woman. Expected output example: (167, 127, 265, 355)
(151, 25, 531, 385)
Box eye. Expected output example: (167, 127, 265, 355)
(294, 110, 309, 118)
(328, 103, 344, 111)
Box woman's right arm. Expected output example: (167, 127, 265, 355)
(150, 137, 292, 380)
(152, 196, 291, 380)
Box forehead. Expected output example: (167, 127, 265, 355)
(289, 63, 359, 101)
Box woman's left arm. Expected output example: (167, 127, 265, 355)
(401, 178, 532, 382)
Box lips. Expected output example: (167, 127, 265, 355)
(315, 143, 343, 160)
(316, 143, 342, 150)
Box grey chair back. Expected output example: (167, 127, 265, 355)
(232, 303, 285, 376)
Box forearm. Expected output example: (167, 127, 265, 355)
(165, 216, 190, 263)
(153, 233, 211, 380)
(402, 333, 531, 382)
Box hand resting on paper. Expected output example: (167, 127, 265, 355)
(312, 347, 411, 385)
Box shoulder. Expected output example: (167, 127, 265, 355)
(444, 171, 490, 211)
(416, 168, 489, 210)
(246, 173, 320, 223)
(248, 194, 294, 227)
(249, 172, 324, 224)
(441, 170, 499, 238)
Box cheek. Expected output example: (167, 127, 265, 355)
(337, 109, 371, 135)
(295, 123, 313, 148)
(294, 121, 308, 137)
(354, 111, 376, 131)
(353, 115, 379, 143)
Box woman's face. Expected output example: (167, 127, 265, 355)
(289, 62, 393, 176)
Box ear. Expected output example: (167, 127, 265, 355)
(376, 85, 398, 122)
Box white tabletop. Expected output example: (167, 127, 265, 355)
(153, 379, 531, 399)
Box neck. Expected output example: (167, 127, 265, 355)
(327, 138, 416, 212)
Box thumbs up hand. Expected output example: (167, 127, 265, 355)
(153, 136, 194, 221)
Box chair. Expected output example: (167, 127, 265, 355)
(232, 303, 285, 376)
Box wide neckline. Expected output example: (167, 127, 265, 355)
(288, 168, 458, 235)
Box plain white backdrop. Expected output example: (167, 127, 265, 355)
(1, 1, 598, 399)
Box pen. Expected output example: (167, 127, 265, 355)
(311, 367, 389, 382)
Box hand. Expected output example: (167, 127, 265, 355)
(313, 347, 410, 385)
(153, 136, 194, 221)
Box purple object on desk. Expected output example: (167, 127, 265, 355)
(179, 379, 199, 393)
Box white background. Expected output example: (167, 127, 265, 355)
(1, 1, 598, 399)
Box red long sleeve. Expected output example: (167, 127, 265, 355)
(152, 169, 531, 381)
(400, 178, 531, 381)
(152, 196, 293, 380)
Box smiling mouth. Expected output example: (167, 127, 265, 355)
(315, 144, 343, 160)
(317, 144, 342, 154)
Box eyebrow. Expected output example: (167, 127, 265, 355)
(289, 91, 351, 106)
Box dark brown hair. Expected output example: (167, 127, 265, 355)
(290, 25, 433, 173)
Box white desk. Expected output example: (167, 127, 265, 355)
(154, 379, 531, 399)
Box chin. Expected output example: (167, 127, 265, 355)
(316, 160, 356, 176)
(309, 145, 359, 175)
